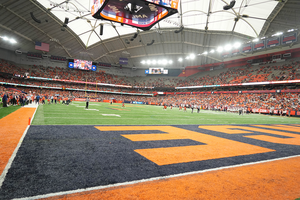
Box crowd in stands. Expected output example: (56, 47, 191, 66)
(2, 84, 300, 115)
(1, 59, 300, 88)
(1, 58, 300, 114)
(154, 92, 300, 112)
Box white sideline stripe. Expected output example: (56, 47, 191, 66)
(0, 105, 38, 188)
(0, 126, 30, 188)
(86, 109, 99, 111)
(13, 154, 300, 200)
(30, 104, 38, 125)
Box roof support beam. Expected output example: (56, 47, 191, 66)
(29, 0, 87, 54)
(259, 0, 288, 37)
(0, 3, 72, 57)
(157, 23, 166, 56)
(204, 0, 212, 31)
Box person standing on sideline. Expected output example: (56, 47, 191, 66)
(86, 96, 90, 109)
(19, 94, 24, 107)
(12, 93, 16, 106)
(36, 94, 40, 104)
(239, 107, 243, 115)
(2, 93, 8, 107)
(54, 96, 57, 104)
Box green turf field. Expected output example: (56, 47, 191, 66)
(31, 102, 300, 125)
(0, 105, 21, 119)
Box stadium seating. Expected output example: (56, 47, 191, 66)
(1, 58, 300, 115)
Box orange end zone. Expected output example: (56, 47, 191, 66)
(0, 108, 36, 175)
(42, 156, 300, 200)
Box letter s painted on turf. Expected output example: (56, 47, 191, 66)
(94, 126, 273, 166)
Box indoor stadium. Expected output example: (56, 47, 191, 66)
(1, 0, 300, 199)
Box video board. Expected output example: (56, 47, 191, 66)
(91, 0, 179, 30)
(145, 68, 168, 74)
(68, 59, 97, 71)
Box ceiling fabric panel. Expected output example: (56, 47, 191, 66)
(1, 0, 296, 69)
(37, 0, 279, 46)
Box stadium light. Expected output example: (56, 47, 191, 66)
(189, 54, 195, 59)
(224, 44, 232, 51)
(162, 59, 168, 65)
(9, 39, 17, 44)
(272, 32, 283, 37)
(0, 36, 17, 44)
(178, 58, 183, 62)
(141, 59, 175, 65)
(194, 26, 297, 56)
(217, 46, 223, 53)
(233, 42, 241, 49)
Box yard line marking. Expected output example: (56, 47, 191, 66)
(102, 114, 121, 117)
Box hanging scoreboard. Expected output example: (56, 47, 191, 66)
(91, 0, 179, 30)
